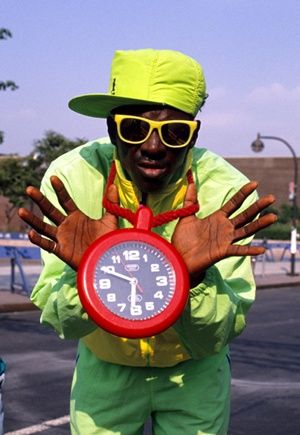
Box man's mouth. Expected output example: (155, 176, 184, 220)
(136, 161, 167, 178)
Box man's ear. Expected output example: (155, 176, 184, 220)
(107, 116, 117, 145)
(188, 121, 201, 149)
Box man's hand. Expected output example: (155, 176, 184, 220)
(172, 181, 277, 287)
(18, 176, 119, 270)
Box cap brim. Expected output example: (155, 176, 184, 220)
(68, 94, 165, 118)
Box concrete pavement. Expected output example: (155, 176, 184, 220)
(0, 254, 299, 313)
(0, 261, 41, 313)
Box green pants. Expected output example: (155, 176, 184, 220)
(70, 344, 230, 435)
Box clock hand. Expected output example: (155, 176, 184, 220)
(100, 266, 133, 282)
(124, 271, 144, 294)
(136, 281, 144, 294)
(130, 278, 138, 309)
(119, 258, 144, 294)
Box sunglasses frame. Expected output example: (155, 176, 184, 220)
(114, 114, 200, 148)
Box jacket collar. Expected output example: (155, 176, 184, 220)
(113, 150, 193, 215)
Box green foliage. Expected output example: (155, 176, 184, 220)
(278, 203, 296, 224)
(0, 28, 12, 39)
(0, 157, 34, 225)
(260, 203, 299, 223)
(255, 203, 299, 240)
(27, 130, 86, 182)
(0, 28, 18, 92)
(0, 157, 31, 207)
(0, 131, 86, 229)
(1, 27, 18, 145)
(0, 80, 18, 91)
(254, 222, 293, 241)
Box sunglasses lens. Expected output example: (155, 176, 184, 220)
(161, 123, 191, 146)
(120, 118, 150, 142)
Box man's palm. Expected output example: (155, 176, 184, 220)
(18, 176, 119, 270)
(172, 182, 276, 286)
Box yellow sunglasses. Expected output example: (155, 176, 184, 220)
(114, 114, 199, 148)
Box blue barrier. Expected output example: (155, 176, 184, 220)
(252, 240, 300, 262)
(0, 246, 41, 260)
(0, 238, 41, 295)
(9, 248, 30, 294)
(0, 232, 29, 240)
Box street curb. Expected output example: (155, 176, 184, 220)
(0, 302, 38, 313)
(257, 280, 300, 290)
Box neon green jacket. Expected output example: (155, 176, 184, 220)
(31, 138, 257, 367)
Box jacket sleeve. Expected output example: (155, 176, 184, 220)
(30, 165, 98, 340)
(173, 254, 256, 359)
(173, 190, 257, 359)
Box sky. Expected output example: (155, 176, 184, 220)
(1, 0, 300, 158)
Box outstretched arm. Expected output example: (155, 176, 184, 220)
(172, 180, 277, 357)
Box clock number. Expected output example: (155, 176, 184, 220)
(156, 276, 168, 286)
(145, 302, 154, 311)
(112, 255, 121, 264)
(99, 278, 111, 289)
(143, 254, 148, 262)
(154, 290, 164, 299)
(117, 303, 126, 312)
(151, 264, 160, 272)
(123, 250, 140, 261)
(107, 293, 116, 302)
(101, 265, 115, 273)
(131, 305, 142, 316)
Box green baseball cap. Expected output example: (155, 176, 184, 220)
(68, 49, 207, 118)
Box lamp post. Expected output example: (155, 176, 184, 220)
(251, 133, 298, 276)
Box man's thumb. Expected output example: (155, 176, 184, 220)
(183, 182, 198, 207)
(106, 183, 119, 205)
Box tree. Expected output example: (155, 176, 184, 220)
(0, 131, 86, 230)
(27, 130, 87, 186)
(0, 28, 12, 39)
(31, 130, 86, 165)
(0, 27, 19, 144)
(0, 157, 30, 227)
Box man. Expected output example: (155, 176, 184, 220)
(19, 49, 276, 434)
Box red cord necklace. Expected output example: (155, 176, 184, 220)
(102, 161, 199, 227)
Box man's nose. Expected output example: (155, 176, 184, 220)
(140, 129, 166, 156)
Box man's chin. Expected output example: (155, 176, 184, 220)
(134, 175, 169, 194)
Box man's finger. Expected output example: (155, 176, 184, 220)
(106, 183, 119, 205)
(18, 208, 57, 240)
(26, 185, 66, 225)
(28, 229, 57, 254)
(227, 244, 266, 257)
(102, 184, 119, 226)
(50, 176, 78, 214)
(231, 194, 276, 228)
(233, 213, 277, 242)
(221, 181, 258, 216)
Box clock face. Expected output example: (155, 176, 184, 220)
(94, 240, 176, 321)
(77, 228, 189, 338)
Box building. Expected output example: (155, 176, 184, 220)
(226, 157, 299, 208)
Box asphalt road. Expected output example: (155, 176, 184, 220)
(1, 286, 299, 434)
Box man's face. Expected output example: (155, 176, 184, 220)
(109, 106, 199, 193)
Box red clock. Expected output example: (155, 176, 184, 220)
(77, 206, 189, 338)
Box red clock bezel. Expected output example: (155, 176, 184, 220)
(77, 228, 190, 338)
